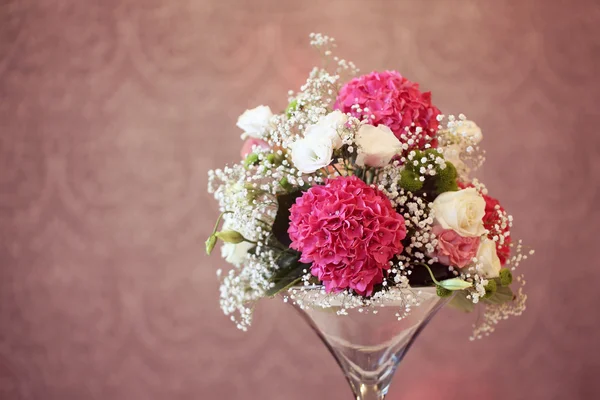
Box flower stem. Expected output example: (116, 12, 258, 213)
(332, 164, 343, 176)
(212, 211, 233, 236)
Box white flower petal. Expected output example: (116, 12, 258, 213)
(236, 105, 273, 139)
(355, 124, 402, 167)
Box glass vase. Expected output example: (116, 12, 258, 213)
(289, 286, 446, 400)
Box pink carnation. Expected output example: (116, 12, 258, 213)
(334, 71, 441, 151)
(432, 225, 480, 268)
(288, 176, 406, 296)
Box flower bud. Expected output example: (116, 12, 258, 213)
(205, 234, 217, 255)
(215, 230, 246, 244)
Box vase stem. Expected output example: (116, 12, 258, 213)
(350, 381, 387, 400)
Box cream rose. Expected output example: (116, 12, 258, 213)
(355, 124, 402, 167)
(304, 110, 348, 149)
(456, 120, 482, 144)
(290, 135, 333, 173)
(221, 241, 254, 267)
(431, 188, 487, 237)
(476, 237, 501, 278)
(236, 105, 273, 139)
(442, 144, 470, 177)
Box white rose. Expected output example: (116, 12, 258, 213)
(236, 105, 273, 139)
(456, 120, 482, 144)
(221, 241, 254, 267)
(304, 110, 348, 149)
(355, 124, 402, 167)
(290, 135, 333, 173)
(431, 188, 487, 237)
(476, 237, 501, 278)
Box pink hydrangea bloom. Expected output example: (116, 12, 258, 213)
(288, 176, 407, 296)
(432, 225, 480, 268)
(334, 71, 441, 151)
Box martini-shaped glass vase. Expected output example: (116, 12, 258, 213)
(290, 286, 446, 400)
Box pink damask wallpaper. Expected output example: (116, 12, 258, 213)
(1, 0, 599, 399)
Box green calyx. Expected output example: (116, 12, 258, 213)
(483, 279, 498, 299)
(499, 268, 513, 286)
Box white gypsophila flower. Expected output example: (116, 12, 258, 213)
(455, 120, 482, 144)
(304, 110, 348, 149)
(355, 124, 402, 167)
(476, 237, 502, 278)
(431, 187, 486, 237)
(442, 144, 470, 177)
(236, 105, 273, 139)
(290, 135, 333, 173)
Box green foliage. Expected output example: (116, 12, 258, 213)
(279, 177, 293, 191)
(272, 191, 303, 247)
(399, 150, 458, 195)
(435, 161, 459, 193)
(265, 250, 309, 297)
(243, 153, 260, 169)
(483, 279, 497, 299)
(436, 285, 453, 298)
(482, 285, 514, 305)
(399, 168, 423, 192)
(499, 268, 513, 286)
(285, 99, 298, 118)
(448, 291, 475, 313)
(266, 153, 283, 165)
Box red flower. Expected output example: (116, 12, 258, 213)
(288, 176, 407, 296)
(459, 182, 511, 265)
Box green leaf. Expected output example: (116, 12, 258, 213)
(438, 278, 472, 291)
(265, 250, 308, 297)
(215, 230, 245, 244)
(482, 285, 514, 305)
(448, 291, 475, 313)
(272, 191, 303, 247)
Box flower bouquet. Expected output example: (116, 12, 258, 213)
(207, 34, 531, 399)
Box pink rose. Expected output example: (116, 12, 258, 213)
(432, 225, 480, 268)
(240, 138, 269, 159)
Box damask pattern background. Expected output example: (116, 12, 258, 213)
(1, 0, 599, 399)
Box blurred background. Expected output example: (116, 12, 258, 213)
(1, 0, 599, 399)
